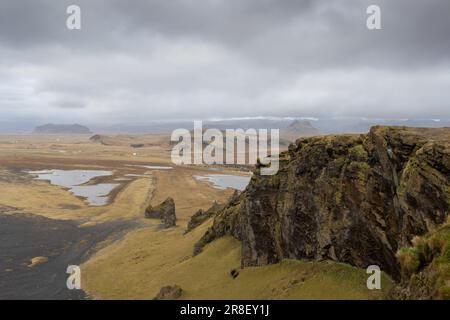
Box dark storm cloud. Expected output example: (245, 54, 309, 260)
(3, 0, 448, 68)
(0, 0, 449, 123)
(110, 0, 450, 70)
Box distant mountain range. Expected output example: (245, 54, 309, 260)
(33, 124, 92, 134)
(0, 118, 449, 134)
(87, 118, 449, 135)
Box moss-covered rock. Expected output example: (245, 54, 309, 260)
(185, 201, 224, 234)
(393, 222, 450, 299)
(145, 197, 176, 228)
(195, 126, 450, 284)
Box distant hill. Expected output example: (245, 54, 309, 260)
(285, 119, 320, 135)
(89, 133, 170, 148)
(281, 120, 320, 143)
(33, 124, 92, 134)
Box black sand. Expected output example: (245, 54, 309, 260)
(0, 207, 137, 299)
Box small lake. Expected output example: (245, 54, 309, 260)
(28, 170, 118, 206)
(194, 174, 251, 191)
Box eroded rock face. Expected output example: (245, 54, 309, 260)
(195, 126, 450, 279)
(145, 197, 176, 228)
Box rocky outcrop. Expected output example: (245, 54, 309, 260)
(195, 126, 450, 280)
(185, 201, 224, 234)
(153, 285, 183, 300)
(145, 197, 176, 228)
(89, 134, 116, 146)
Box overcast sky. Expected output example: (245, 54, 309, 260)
(0, 0, 449, 125)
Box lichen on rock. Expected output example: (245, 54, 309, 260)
(195, 126, 450, 284)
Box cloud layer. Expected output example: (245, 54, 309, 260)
(1, 0, 449, 124)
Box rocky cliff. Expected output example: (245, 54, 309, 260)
(195, 126, 450, 280)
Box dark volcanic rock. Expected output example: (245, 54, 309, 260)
(195, 126, 450, 280)
(153, 285, 182, 300)
(89, 134, 102, 142)
(185, 202, 224, 234)
(89, 134, 114, 146)
(145, 197, 176, 228)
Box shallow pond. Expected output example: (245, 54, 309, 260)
(28, 170, 118, 206)
(194, 174, 251, 191)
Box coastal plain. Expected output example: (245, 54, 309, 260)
(0, 134, 391, 299)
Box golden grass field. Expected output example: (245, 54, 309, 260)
(0, 133, 393, 299)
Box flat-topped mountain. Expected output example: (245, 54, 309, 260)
(33, 124, 92, 134)
(195, 126, 450, 298)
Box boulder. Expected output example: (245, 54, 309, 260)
(153, 285, 183, 300)
(28, 256, 49, 268)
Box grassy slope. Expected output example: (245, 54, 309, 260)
(396, 219, 450, 299)
(82, 219, 393, 300)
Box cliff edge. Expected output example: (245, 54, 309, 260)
(195, 126, 450, 282)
